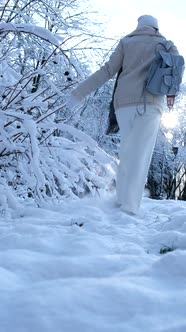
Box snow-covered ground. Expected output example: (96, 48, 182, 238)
(1, 194, 186, 332)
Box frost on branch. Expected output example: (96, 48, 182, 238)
(0, 15, 117, 210)
(0, 23, 61, 47)
(0, 60, 116, 209)
(0, 109, 116, 208)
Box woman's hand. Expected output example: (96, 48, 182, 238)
(166, 95, 175, 109)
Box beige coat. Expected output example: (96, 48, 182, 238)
(71, 27, 178, 111)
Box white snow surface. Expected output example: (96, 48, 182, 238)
(1, 194, 186, 332)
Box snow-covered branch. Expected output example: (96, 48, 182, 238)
(0, 22, 61, 46)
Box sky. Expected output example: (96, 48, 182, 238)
(92, 0, 186, 61)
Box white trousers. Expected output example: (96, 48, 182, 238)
(116, 105, 161, 215)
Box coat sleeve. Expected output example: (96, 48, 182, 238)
(71, 39, 124, 102)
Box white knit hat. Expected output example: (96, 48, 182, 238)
(137, 15, 159, 30)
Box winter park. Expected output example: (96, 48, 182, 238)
(1, 1, 186, 332)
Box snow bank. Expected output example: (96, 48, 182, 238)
(0, 195, 186, 331)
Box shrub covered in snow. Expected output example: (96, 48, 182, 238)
(0, 79, 116, 209)
(0, 23, 116, 211)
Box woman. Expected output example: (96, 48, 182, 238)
(66, 15, 178, 215)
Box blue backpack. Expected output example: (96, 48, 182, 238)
(145, 45, 185, 96)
